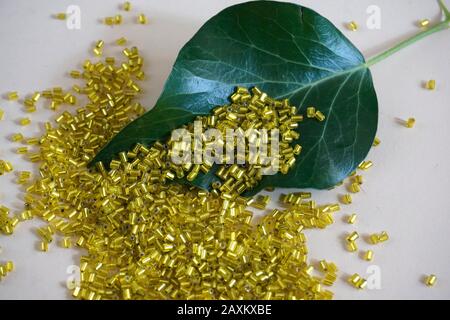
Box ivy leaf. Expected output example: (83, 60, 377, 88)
(91, 1, 378, 193)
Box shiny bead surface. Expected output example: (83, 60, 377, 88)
(425, 274, 437, 287)
(347, 21, 358, 31)
(138, 14, 148, 24)
(406, 117, 416, 128)
(426, 79, 436, 90)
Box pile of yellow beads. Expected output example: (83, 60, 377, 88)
(165, 86, 305, 193)
(0, 44, 343, 299)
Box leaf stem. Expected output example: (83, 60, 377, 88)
(365, 2, 450, 67)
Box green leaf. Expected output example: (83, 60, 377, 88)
(91, 0, 378, 193)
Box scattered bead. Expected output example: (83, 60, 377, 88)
(347, 21, 358, 31)
(40, 241, 49, 252)
(315, 110, 326, 122)
(418, 19, 430, 28)
(104, 17, 115, 25)
(425, 79, 436, 90)
(116, 37, 127, 46)
(425, 274, 437, 287)
(306, 106, 316, 118)
(349, 182, 360, 193)
(138, 14, 148, 24)
(5, 261, 14, 273)
(364, 250, 374, 261)
(55, 13, 67, 20)
(11, 133, 23, 142)
(405, 117, 416, 128)
(346, 241, 358, 252)
(16, 147, 28, 154)
(372, 137, 381, 146)
(346, 231, 359, 242)
(341, 194, 352, 205)
(70, 70, 81, 78)
(347, 213, 357, 224)
(123, 1, 131, 11)
(19, 117, 31, 126)
(353, 175, 363, 185)
(7, 91, 19, 100)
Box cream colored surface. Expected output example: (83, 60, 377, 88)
(0, 0, 449, 299)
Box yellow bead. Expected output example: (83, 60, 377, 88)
(7, 91, 19, 100)
(104, 17, 115, 25)
(314, 110, 326, 122)
(347, 213, 357, 224)
(5, 261, 14, 272)
(306, 106, 316, 118)
(369, 234, 379, 244)
(350, 182, 360, 193)
(346, 241, 358, 252)
(40, 241, 49, 252)
(418, 19, 430, 28)
(55, 13, 67, 20)
(293, 144, 302, 155)
(138, 14, 148, 24)
(357, 278, 367, 289)
(405, 117, 416, 128)
(19, 117, 31, 126)
(354, 175, 363, 184)
(1, 161, 13, 172)
(93, 47, 102, 56)
(348, 273, 360, 286)
(12, 133, 25, 142)
(26, 138, 39, 145)
(61, 237, 72, 248)
(123, 288, 131, 300)
(116, 37, 127, 46)
(17, 147, 28, 154)
(32, 92, 41, 102)
(123, 1, 131, 11)
(346, 231, 359, 242)
(372, 137, 381, 146)
(425, 79, 436, 90)
(341, 194, 352, 205)
(364, 250, 374, 261)
(70, 70, 81, 78)
(425, 274, 437, 287)
(347, 21, 358, 31)
(25, 105, 37, 113)
(378, 231, 389, 243)
(0, 108, 4, 120)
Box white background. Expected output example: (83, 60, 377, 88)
(0, 0, 449, 300)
